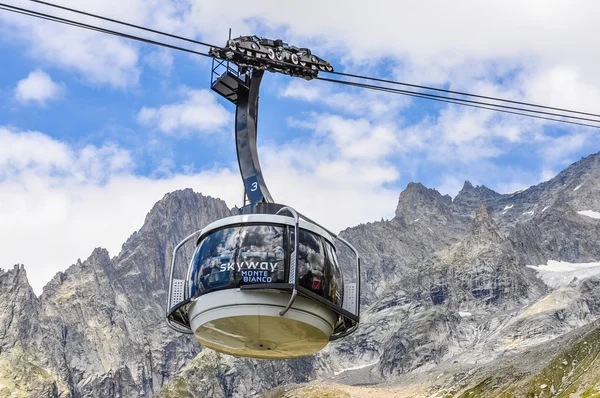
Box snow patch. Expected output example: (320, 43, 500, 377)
(412, 218, 420, 223)
(577, 210, 600, 219)
(527, 260, 600, 288)
(574, 184, 583, 191)
(458, 311, 472, 317)
(333, 360, 380, 376)
(503, 205, 514, 210)
(542, 206, 550, 213)
(523, 210, 534, 216)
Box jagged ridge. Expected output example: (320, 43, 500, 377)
(2, 152, 600, 397)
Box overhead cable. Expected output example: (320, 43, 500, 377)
(326, 70, 600, 119)
(316, 77, 600, 129)
(0, 3, 213, 59)
(27, 0, 218, 49)
(316, 76, 600, 124)
(1, 2, 599, 128)
(22, 1, 600, 121)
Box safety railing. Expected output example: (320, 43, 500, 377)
(166, 207, 361, 337)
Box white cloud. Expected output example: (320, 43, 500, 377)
(539, 132, 594, 166)
(14, 70, 63, 105)
(540, 168, 557, 182)
(281, 79, 410, 119)
(258, 113, 400, 229)
(4, 0, 600, 294)
(436, 175, 465, 198)
(0, 0, 194, 87)
(0, 3, 140, 88)
(0, 126, 239, 294)
(0, 127, 132, 182)
(144, 49, 174, 74)
(297, 114, 400, 160)
(0, 128, 71, 173)
(2, 0, 600, 113)
(0, 125, 400, 295)
(137, 89, 231, 136)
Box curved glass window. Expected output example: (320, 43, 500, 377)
(189, 224, 344, 308)
(324, 241, 343, 306)
(296, 230, 343, 306)
(190, 225, 286, 297)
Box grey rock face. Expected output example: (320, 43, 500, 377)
(453, 180, 503, 216)
(0, 265, 39, 353)
(376, 205, 547, 376)
(394, 182, 454, 224)
(0, 265, 67, 397)
(459, 152, 600, 232)
(315, 153, 600, 389)
(342, 182, 470, 304)
(3, 152, 600, 397)
(1, 190, 234, 397)
(510, 202, 600, 265)
(419, 205, 545, 310)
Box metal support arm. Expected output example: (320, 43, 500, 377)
(235, 70, 273, 204)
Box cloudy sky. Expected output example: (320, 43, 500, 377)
(1, 0, 600, 294)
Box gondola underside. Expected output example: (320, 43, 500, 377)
(189, 289, 336, 359)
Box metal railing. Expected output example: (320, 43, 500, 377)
(165, 230, 201, 334)
(165, 208, 361, 338)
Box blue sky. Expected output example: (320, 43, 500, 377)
(1, 0, 600, 293)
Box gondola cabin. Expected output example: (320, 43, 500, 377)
(167, 36, 360, 359)
(166, 204, 360, 359)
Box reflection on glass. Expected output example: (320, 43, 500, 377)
(324, 242, 343, 305)
(189, 224, 344, 308)
(190, 225, 285, 296)
(295, 230, 343, 306)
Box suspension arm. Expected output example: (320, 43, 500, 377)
(235, 70, 273, 204)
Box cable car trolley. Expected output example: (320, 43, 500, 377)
(209, 35, 334, 81)
(166, 36, 360, 360)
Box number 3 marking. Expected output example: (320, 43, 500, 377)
(251, 182, 258, 191)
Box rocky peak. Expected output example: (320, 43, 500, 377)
(0, 264, 27, 281)
(4, 153, 600, 397)
(0, 265, 33, 300)
(459, 180, 474, 194)
(558, 152, 600, 180)
(41, 248, 111, 299)
(454, 180, 503, 215)
(140, 188, 232, 235)
(417, 203, 546, 315)
(87, 247, 111, 265)
(114, 189, 234, 288)
(0, 265, 40, 348)
(469, 204, 503, 245)
(394, 182, 454, 224)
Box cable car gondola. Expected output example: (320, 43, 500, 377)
(166, 37, 360, 359)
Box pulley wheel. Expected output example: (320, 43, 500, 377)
(268, 48, 275, 59)
(291, 53, 299, 64)
(276, 52, 283, 61)
(227, 40, 236, 51)
(326, 64, 333, 72)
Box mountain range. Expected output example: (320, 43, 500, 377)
(2, 152, 600, 397)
